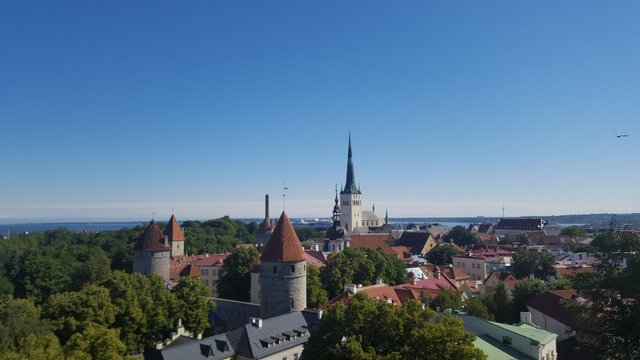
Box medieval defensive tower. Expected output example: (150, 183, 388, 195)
(259, 212, 307, 319)
(133, 219, 171, 282)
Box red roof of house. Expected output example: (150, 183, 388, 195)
(350, 234, 397, 257)
(163, 214, 185, 242)
(391, 246, 412, 259)
(527, 290, 580, 328)
(192, 254, 229, 267)
(179, 264, 201, 277)
(260, 212, 306, 262)
(304, 250, 327, 268)
(134, 220, 171, 252)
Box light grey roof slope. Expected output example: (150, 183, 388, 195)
(237, 312, 310, 359)
(362, 210, 381, 221)
(160, 333, 235, 360)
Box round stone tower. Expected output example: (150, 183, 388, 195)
(133, 219, 171, 282)
(260, 212, 307, 319)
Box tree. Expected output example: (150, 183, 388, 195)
(303, 293, 485, 360)
(560, 225, 587, 238)
(430, 288, 462, 311)
(510, 279, 544, 323)
(43, 284, 117, 344)
(570, 228, 640, 359)
(307, 265, 328, 308)
(490, 282, 511, 323)
(106, 271, 147, 353)
(294, 227, 324, 242)
(173, 276, 215, 335)
(463, 296, 491, 320)
(65, 324, 127, 360)
(320, 248, 407, 298)
(0, 298, 62, 358)
(217, 247, 260, 301)
(443, 226, 482, 248)
(511, 249, 556, 280)
(427, 244, 462, 265)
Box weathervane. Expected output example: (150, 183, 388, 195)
(283, 182, 288, 212)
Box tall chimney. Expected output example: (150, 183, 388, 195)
(265, 194, 269, 219)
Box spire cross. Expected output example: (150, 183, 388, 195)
(152, 211, 156, 220)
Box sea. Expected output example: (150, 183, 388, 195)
(0, 218, 477, 236)
(0, 222, 146, 236)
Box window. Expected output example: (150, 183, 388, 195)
(502, 336, 512, 344)
(290, 298, 294, 309)
(291, 265, 295, 273)
(294, 354, 299, 360)
(273, 266, 278, 273)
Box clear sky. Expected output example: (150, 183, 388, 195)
(1, 1, 638, 222)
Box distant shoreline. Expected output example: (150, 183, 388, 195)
(1, 213, 639, 234)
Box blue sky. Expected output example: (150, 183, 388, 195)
(1, 1, 638, 222)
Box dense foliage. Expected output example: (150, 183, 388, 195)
(216, 246, 260, 302)
(0, 217, 251, 357)
(303, 292, 486, 360)
(443, 226, 482, 248)
(307, 265, 329, 308)
(181, 216, 257, 254)
(510, 249, 557, 280)
(320, 247, 407, 298)
(570, 229, 640, 359)
(427, 243, 462, 265)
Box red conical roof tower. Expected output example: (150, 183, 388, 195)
(164, 214, 185, 242)
(134, 219, 170, 252)
(260, 212, 306, 262)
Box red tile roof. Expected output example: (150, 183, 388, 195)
(304, 250, 327, 268)
(391, 246, 412, 259)
(192, 254, 229, 267)
(349, 234, 397, 257)
(134, 219, 171, 252)
(179, 264, 201, 277)
(164, 214, 185, 242)
(260, 212, 306, 262)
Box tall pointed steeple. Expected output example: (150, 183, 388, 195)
(342, 133, 361, 195)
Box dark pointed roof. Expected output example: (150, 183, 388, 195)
(325, 191, 345, 240)
(135, 219, 171, 252)
(260, 212, 306, 262)
(164, 214, 185, 242)
(341, 134, 361, 195)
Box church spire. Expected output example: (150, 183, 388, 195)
(342, 133, 361, 194)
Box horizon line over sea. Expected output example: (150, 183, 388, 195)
(2, 213, 636, 234)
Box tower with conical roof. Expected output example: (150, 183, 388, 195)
(324, 188, 348, 253)
(260, 212, 307, 318)
(133, 219, 171, 282)
(164, 214, 185, 259)
(256, 194, 275, 248)
(340, 134, 362, 232)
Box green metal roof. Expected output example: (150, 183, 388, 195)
(473, 334, 536, 360)
(487, 321, 557, 345)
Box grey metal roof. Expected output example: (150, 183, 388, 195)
(160, 312, 315, 360)
(238, 312, 310, 359)
(160, 333, 235, 360)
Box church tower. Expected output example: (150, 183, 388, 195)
(324, 188, 348, 253)
(260, 212, 307, 319)
(340, 134, 362, 233)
